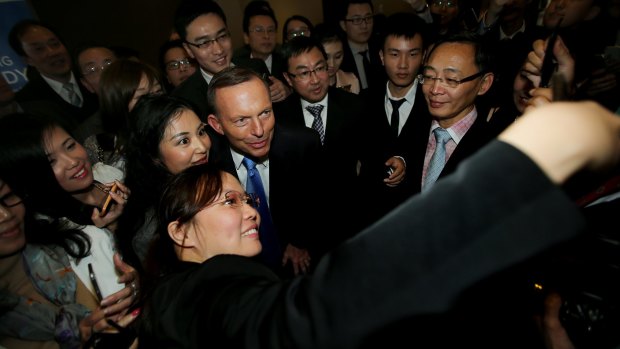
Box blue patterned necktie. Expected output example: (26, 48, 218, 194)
(242, 157, 281, 268)
(306, 104, 325, 144)
(423, 127, 452, 191)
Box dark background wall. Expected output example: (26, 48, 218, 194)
(27, 0, 412, 68)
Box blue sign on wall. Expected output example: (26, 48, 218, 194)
(1, 0, 35, 92)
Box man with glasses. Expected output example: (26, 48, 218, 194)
(172, 0, 268, 118)
(338, 0, 384, 92)
(159, 39, 197, 90)
(7, 19, 99, 129)
(233, 1, 292, 103)
(415, 33, 496, 192)
(276, 36, 406, 236)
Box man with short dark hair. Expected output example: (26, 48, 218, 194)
(8, 19, 98, 128)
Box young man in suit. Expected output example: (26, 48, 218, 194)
(338, 0, 385, 93)
(276, 35, 406, 234)
(172, 0, 268, 119)
(415, 33, 496, 193)
(8, 20, 98, 130)
(359, 13, 430, 222)
(233, 1, 291, 102)
(206, 66, 324, 275)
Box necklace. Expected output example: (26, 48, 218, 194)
(93, 182, 110, 194)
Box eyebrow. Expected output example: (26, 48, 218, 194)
(294, 59, 326, 71)
(169, 131, 189, 141)
(194, 27, 227, 42)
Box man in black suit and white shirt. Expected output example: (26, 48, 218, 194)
(207, 66, 324, 275)
(276, 36, 406, 237)
(8, 20, 98, 129)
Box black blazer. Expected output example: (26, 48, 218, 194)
(140, 140, 585, 349)
(210, 123, 326, 253)
(339, 37, 385, 91)
(15, 70, 98, 130)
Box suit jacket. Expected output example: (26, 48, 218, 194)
(408, 107, 497, 194)
(339, 37, 385, 92)
(140, 140, 585, 349)
(356, 86, 432, 223)
(274, 88, 370, 240)
(15, 70, 98, 131)
(210, 123, 325, 255)
(233, 45, 287, 83)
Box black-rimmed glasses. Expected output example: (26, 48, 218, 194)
(287, 65, 328, 81)
(0, 191, 22, 208)
(185, 31, 231, 50)
(344, 15, 374, 25)
(418, 71, 486, 88)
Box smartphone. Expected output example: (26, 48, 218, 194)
(88, 263, 103, 301)
(540, 18, 563, 88)
(99, 183, 118, 217)
(386, 166, 394, 178)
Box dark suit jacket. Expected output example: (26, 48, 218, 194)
(233, 45, 287, 83)
(356, 86, 432, 223)
(274, 88, 370, 240)
(339, 37, 385, 92)
(140, 140, 585, 349)
(210, 123, 325, 255)
(15, 70, 98, 131)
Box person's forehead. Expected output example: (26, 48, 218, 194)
(79, 48, 114, 64)
(347, 3, 373, 16)
(429, 42, 474, 63)
(291, 47, 324, 64)
(21, 26, 57, 43)
(384, 34, 423, 49)
(187, 13, 226, 36)
(249, 15, 276, 26)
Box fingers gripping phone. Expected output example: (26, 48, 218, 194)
(88, 263, 103, 301)
(540, 18, 563, 88)
(99, 183, 118, 217)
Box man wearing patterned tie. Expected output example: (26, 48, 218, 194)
(276, 35, 406, 235)
(8, 20, 98, 129)
(416, 32, 496, 193)
(207, 66, 325, 276)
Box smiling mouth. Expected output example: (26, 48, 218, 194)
(72, 166, 87, 179)
(241, 228, 258, 237)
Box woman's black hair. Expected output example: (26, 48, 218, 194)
(0, 113, 91, 258)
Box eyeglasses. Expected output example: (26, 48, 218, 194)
(249, 26, 277, 36)
(166, 59, 192, 70)
(82, 59, 113, 76)
(287, 65, 328, 81)
(431, 0, 457, 8)
(344, 15, 374, 25)
(205, 191, 259, 209)
(0, 191, 22, 208)
(418, 71, 486, 88)
(185, 31, 231, 50)
(287, 28, 309, 40)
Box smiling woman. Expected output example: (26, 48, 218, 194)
(116, 94, 213, 270)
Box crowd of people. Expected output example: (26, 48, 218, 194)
(1, 0, 620, 348)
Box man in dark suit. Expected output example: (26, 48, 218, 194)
(276, 36, 406, 237)
(206, 66, 324, 275)
(232, 1, 291, 103)
(414, 33, 497, 193)
(338, 0, 385, 93)
(8, 20, 98, 130)
(360, 13, 430, 223)
(172, 0, 269, 119)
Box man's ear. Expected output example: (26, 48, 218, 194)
(379, 49, 385, 66)
(339, 20, 347, 33)
(283, 72, 293, 87)
(477, 73, 495, 96)
(167, 221, 195, 247)
(207, 114, 224, 135)
(243, 33, 250, 46)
